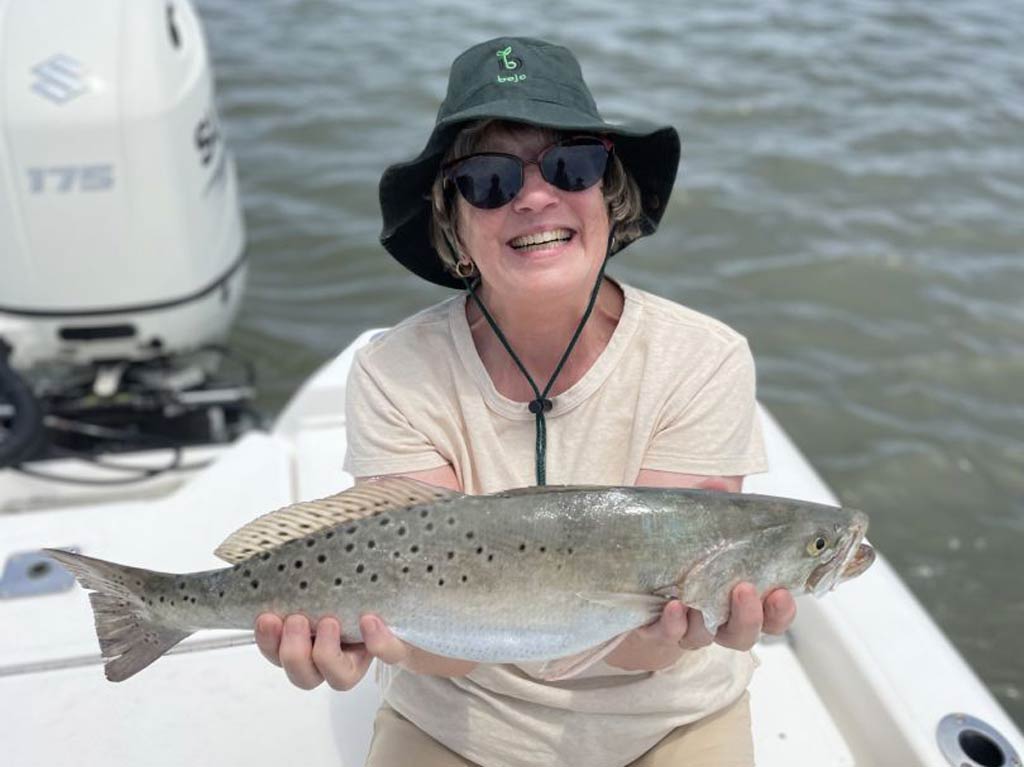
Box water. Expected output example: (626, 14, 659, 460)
(196, 0, 1024, 724)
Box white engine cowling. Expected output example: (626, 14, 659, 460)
(0, 0, 246, 368)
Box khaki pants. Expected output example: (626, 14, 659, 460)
(364, 692, 753, 767)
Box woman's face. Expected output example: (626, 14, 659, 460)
(455, 126, 611, 303)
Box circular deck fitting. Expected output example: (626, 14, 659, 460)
(937, 713, 1020, 767)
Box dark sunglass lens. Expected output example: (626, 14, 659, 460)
(542, 142, 609, 192)
(453, 155, 521, 209)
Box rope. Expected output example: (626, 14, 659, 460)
(461, 226, 616, 485)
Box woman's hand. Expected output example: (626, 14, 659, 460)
(254, 612, 477, 690)
(603, 584, 797, 672)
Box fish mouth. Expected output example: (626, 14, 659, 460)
(807, 513, 872, 596)
(842, 543, 875, 580)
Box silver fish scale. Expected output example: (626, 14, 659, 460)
(80, 486, 869, 666)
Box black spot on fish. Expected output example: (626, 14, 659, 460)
(367, 540, 376, 549)
(135, 580, 142, 586)
(539, 547, 547, 553)
(356, 564, 365, 574)
(447, 517, 456, 526)
(447, 551, 455, 560)
(438, 579, 445, 586)
(345, 543, 355, 552)
(277, 563, 286, 572)
(294, 560, 303, 569)
(487, 554, 494, 562)
(425, 522, 434, 532)
(370, 573, 378, 583)
(410, 545, 419, 554)
(398, 527, 407, 537)
(178, 583, 186, 590)
(393, 551, 402, 559)
(567, 548, 574, 555)
(218, 591, 225, 598)
(325, 531, 335, 539)
(401, 566, 410, 574)
(299, 581, 308, 590)
(191, 597, 197, 603)
(243, 569, 251, 578)
(346, 527, 357, 535)
(420, 509, 429, 518)
(466, 531, 475, 540)
(317, 554, 327, 564)
(334, 577, 342, 586)
(251, 580, 259, 589)
(379, 518, 390, 526)
(426, 565, 434, 573)
(476, 547, 483, 555)
(461, 575, 468, 583)
(306, 539, 316, 547)
(518, 543, 526, 552)
(159, 596, 165, 603)
(261, 552, 271, 561)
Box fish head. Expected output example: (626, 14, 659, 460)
(798, 509, 874, 596)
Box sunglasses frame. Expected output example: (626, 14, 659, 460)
(442, 135, 614, 209)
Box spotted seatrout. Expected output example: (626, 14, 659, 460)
(46, 477, 874, 682)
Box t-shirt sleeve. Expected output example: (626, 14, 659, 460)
(641, 338, 768, 476)
(342, 348, 451, 477)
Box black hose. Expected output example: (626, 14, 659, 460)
(0, 338, 46, 468)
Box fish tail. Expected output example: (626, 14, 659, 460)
(44, 548, 193, 682)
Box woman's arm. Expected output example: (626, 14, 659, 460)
(602, 469, 797, 672)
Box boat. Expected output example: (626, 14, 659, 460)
(1, 1, 1021, 765)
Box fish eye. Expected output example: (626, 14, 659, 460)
(807, 534, 830, 556)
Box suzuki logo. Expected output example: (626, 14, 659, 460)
(31, 54, 90, 105)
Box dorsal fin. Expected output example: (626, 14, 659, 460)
(213, 477, 462, 564)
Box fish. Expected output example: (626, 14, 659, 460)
(44, 477, 874, 683)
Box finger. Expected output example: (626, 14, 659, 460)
(678, 608, 715, 649)
(278, 614, 324, 690)
(360, 615, 410, 666)
(636, 599, 688, 643)
(312, 618, 373, 691)
(715, 583, 763, 651)
(254, 613, 284, 667)
(762, 589, 797, 634)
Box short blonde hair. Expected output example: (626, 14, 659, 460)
(428, 120, 644, 278)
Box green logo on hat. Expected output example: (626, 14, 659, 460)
(495, 46, 526, 84)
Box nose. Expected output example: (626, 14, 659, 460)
(512, 162, 559, 213)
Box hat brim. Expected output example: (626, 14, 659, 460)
(380, 101, 680, 289)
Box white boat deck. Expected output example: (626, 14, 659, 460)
(1, 330, 1020, 766)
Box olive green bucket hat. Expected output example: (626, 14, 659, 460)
(379, 36, 681, 288)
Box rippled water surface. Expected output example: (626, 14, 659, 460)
(195, 0, 1024, 724)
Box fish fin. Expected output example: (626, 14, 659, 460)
(534, 632, 633, 682)
(576, 591, 668, 616)
(213, 477, 463, 564)
(44, 549, 192, 682)
(677, 540, 751, 633)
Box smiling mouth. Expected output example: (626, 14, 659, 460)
(508, 228, 574, 252)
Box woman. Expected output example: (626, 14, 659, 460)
(255, 37, 796, 767)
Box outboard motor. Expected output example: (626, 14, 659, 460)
(0, 0, 258, 471)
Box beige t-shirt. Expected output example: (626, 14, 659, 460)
(343, 281, 768, 767)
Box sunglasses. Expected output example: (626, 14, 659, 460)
(443, 136, 613, 210)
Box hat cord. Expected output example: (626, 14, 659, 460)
(460, 225, 615, 485)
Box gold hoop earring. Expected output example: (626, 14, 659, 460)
(455, 259, 476, 278)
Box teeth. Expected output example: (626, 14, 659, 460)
(509, 229, 572, 249)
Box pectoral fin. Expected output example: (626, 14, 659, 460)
(676, 540, 752, 632)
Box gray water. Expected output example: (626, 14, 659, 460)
(196, 0, 1024, 725)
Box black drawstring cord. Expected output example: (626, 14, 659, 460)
(459, 226, 616, 485)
